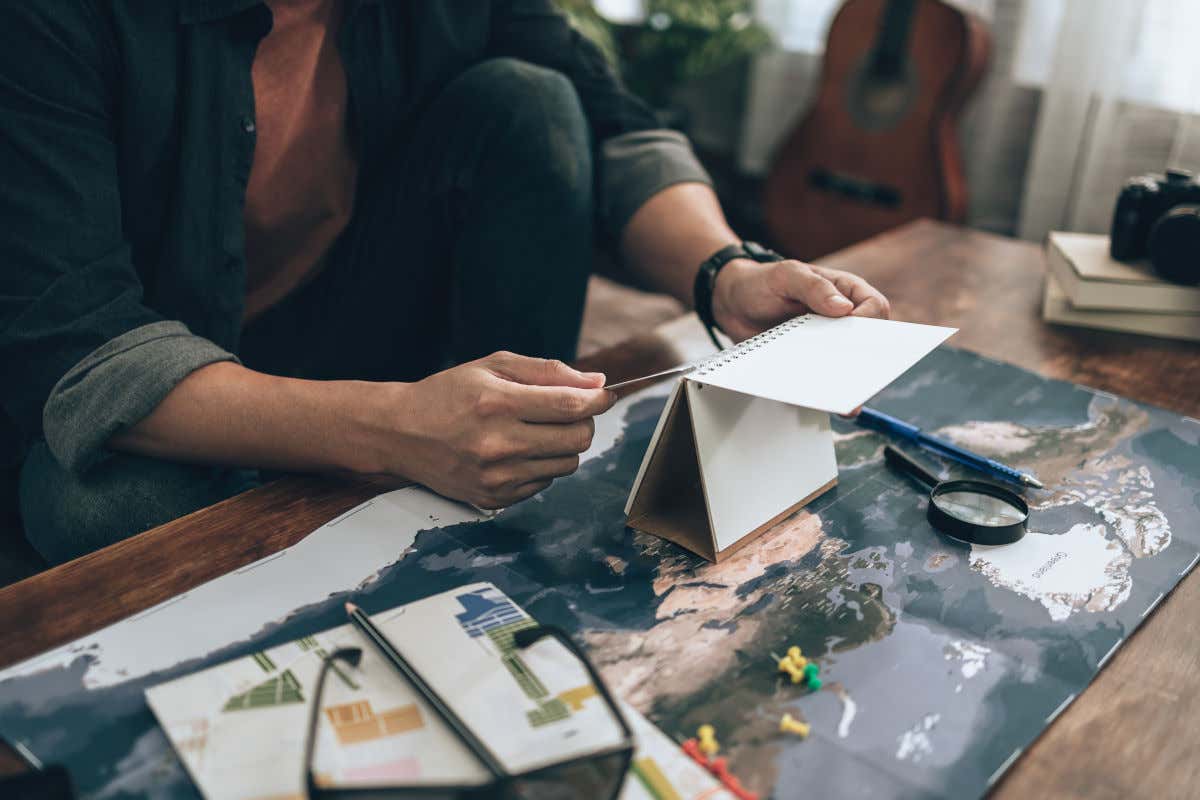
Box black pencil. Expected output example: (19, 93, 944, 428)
(343, 601, 507, 779)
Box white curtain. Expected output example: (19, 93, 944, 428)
(742, 0, 1200, 240)
(1016, 0, 1200, 240)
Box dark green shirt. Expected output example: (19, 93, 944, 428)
(0, 0, 709, 478)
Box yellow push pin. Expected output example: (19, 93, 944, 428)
(697, 724, 720, 757)
(780, 713, 810, 739)
(777, 650, 806, 684)
(781, 660, 805, 684)
(786, 646, 808, 670)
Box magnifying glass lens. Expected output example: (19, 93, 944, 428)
(884, 447, 1030, 545)
(932, 490, 1027, 527)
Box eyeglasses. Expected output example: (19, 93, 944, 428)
(303, 625, 634, 800)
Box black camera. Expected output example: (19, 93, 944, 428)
(1110, 169, 1200, 285)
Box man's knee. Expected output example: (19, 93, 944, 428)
(456, 57, 593, 199)
(463, 57, 587, 131)
(18, 443, 254, 565)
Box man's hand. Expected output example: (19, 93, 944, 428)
(110, 353, 615, 511)
(374, 352, 616, 509)
(711, 258, 891, 342)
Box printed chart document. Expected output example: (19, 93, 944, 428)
(626, 314, 955, 561)
(146, 582, 733, 800)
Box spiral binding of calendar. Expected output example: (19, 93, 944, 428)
(692, 314, 813, 377)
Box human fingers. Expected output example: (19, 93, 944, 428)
(476, 479, 555, 510)
(485, 351, 605, 388)
(481, 455, 581, 495)
(812, 267, 891, 319)
(510, 383, 617, 423)
(513, 418, 596, 458)
(509, 479, 554, 503)
(468, 418, 595, 464)
(770, 261, 855, 316)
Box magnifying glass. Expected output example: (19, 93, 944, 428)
(883, 445, 1028, 546)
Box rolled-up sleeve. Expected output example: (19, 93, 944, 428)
(600, 129, 712, 240)
(43, 322, 237, 473)
(0, 3, 234, 473)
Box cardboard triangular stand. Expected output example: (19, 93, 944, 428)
(624, 314, 955, 562)
(625, 381, 718, 561)
(625, 380, 837, 562)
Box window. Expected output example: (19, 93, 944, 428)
(755, 0, 843, 53)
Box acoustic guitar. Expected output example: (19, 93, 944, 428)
(762, 0, 990, 260)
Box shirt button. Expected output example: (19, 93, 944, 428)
(240, 115, 256, 134)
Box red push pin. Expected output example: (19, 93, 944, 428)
(679, 738, 758, 800)
(710, 757, 758, 800)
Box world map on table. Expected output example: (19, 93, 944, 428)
(0, 345, 1198, 799)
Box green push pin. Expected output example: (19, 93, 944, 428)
(804, 662, 821, 692)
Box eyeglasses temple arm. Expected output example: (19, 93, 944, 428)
(303, 653, 340, 798)
(884, 444, 940, 489)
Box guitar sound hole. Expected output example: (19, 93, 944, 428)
(808, 168, 902, 208)
(846, 54, 919, 132)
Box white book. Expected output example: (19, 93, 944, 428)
(624, 315, 955, 561)
(1045, 231, 1200, 314)
(1042, 274, 1200, 343)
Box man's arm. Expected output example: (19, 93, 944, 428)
(111, 355, 615, 509)
(619, 183, 892, 340)
(617, 182, 741, 302)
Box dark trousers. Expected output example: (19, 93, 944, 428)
(20, 58, 594, 564)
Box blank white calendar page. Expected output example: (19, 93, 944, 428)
(689, 315, 955, 414)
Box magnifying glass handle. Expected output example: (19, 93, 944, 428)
(884, 445, 940, 489)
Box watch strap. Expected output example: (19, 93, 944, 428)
(693, 244, 746, 336)
(693, 241, 784, 349)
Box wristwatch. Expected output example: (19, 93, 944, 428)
(693, 241, 785, 350)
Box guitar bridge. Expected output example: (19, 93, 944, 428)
(808, 168, 902, 208)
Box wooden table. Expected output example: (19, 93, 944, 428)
(2, 220, 1198, 796)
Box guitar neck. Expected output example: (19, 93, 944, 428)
(871, 0, 918, 76)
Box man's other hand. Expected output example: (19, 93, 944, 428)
(370, 352, 616, 509)
(711, 258, 891, 342)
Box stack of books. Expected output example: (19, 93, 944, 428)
(1042, 232, 1200, 342)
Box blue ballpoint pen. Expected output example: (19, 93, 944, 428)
(856, 406, 1045, 489)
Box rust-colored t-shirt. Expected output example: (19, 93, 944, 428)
(243, 0, 357, 321)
